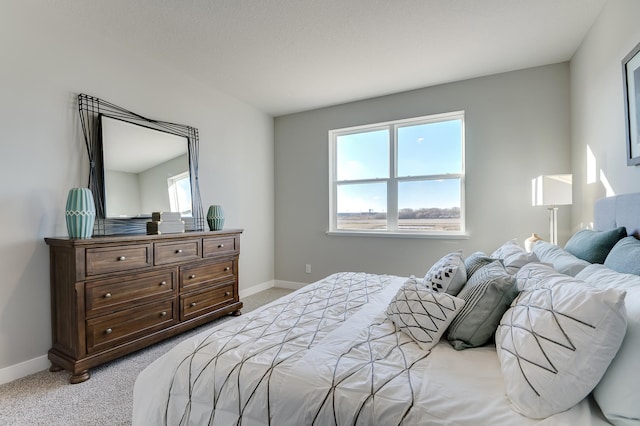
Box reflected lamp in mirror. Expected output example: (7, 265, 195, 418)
(531, 174, 572, 245)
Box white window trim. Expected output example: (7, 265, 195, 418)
(328, 111, 466, 237)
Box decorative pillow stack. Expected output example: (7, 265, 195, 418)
(496, 263, 627, 419)
(386, 276, 465, 351)
(422, 250, 467, 295)
(491, 239, 538, 275)
(564, 227, 627, 264)
(447, 260, 517, 350)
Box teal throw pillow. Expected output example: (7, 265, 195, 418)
(564, 227, 627, 264)
(604, 236, 640, 275)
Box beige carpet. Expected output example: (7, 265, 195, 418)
(0, 287, 294, 426)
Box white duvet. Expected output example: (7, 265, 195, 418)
(132, 272, 609, 425)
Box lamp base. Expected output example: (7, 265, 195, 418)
(548, 207, 559, 245)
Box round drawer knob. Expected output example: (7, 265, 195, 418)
(176, 249, 183, 253)
(190, 302, 197, 307)
(218, 244, 224, 248)
(224, 267, 230, 271)
(105, 328, 113, 335)
(159, 281, 167, 286)
(189, 274, 196, 279)
(160, 311, 167, 317)
(117, 256, 126, 261)
(104, 293, 112, 298)
(225, 291, 231, 296)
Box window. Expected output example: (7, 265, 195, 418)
(329, 111, 465, 236)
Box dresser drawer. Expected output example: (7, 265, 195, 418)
(203, 236, 238, 258)
(180, 283, 235, 321)
(86, 244, 152, 276)
(155, 240, 201, 265)
(85, 270, 176, 318)
(86, 299, 177, 353)
(180, 259, 236, 292)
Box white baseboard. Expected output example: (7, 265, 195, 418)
(274, 279, 308, 290)
(239, 279, 308, 298)
(0, 355, 49, 385)
(239, 280, 275, 298)
(2, 280, 309, 386)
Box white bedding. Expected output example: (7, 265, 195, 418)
(132, 272, 610, 425)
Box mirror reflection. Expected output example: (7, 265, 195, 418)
(101, 115, 192, 218)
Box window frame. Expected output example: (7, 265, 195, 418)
(328, 111, 466, 238)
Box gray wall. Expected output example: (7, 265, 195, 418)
(105, 170, 142, 217)
(274, 64, 572, 284)
(0, 3, 274, 377)
(570, 0, 640, 229)
(139, 154, 189, 216)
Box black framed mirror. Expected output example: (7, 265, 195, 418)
(78, 93, 204, 235)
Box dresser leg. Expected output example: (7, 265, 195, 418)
(232, 309, 242, 316)
(49, 363, 64, 373)
(70, 370, 90, 384)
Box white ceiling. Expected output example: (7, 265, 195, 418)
(45, 0, 606, 116)
(101, 116, 188, 174)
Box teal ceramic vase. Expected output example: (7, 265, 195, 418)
(207, 205, 224, 231)
(65, 188, 96, 238)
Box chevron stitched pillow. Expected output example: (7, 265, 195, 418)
(386, 276, 465, 351)
(575, 264, 640, 424)
(423, 251, 467, 295)
(496, 263, 627, 419)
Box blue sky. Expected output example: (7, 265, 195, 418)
(336, 119, 462, 213)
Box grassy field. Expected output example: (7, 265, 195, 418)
(337, 218, 460, 231)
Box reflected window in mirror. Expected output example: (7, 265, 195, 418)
(168, 171, 192, 216)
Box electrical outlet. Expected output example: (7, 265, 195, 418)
(305, 264, 311, 274)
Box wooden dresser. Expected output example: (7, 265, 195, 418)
(45, 229, 242, 383)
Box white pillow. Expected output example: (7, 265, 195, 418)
(532, 240, 590, 276)
(491, 239, 538, 275)
(423, 250, 467, 295)
(496, 263, 627, 419)
(575, 264, 640, 426)
(386, 276, 465, 351)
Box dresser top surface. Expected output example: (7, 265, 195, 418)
(45, 229, 243, 247)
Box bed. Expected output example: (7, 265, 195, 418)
(132, 193, 640, 426)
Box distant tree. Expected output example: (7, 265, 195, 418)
(398, 208, 415, 219)
(398, 207, 460, 219)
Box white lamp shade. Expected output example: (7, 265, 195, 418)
(532, 174, 572, 206)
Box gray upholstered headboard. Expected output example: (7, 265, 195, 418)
(593, 193, 640, 238)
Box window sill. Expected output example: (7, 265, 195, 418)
(325, 230, 469, 239)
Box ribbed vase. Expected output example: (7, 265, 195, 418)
(65, 188, 96, 238)
(207, 205, 225, 231)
